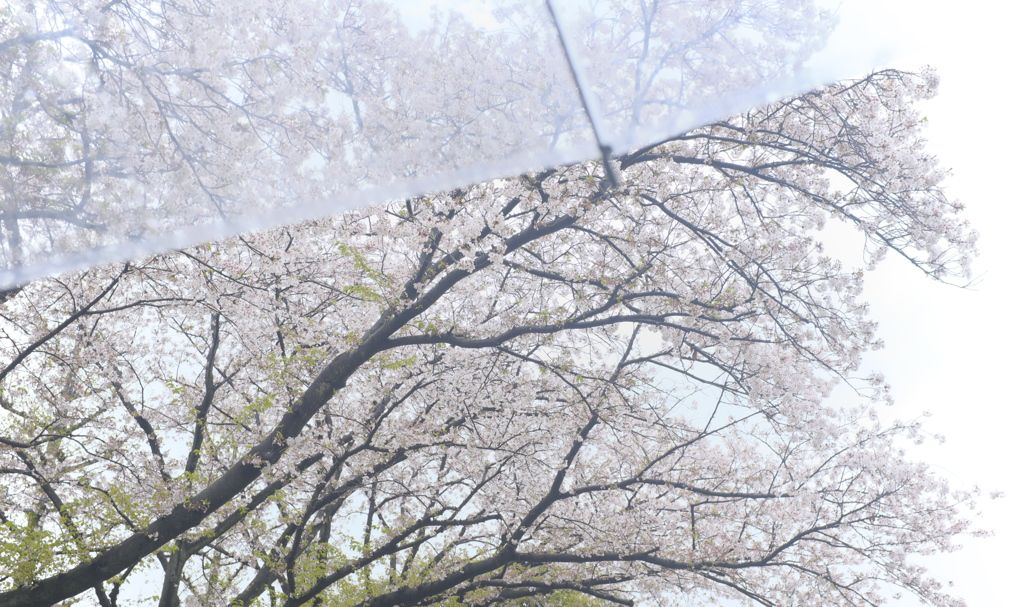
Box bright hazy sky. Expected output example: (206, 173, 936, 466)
(823, 2, 1023, 606)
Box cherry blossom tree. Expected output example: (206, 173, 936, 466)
(0, 2, 983, 607)
(0, 67, 981, 606)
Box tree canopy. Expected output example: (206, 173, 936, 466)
(0, 2, 981, 607)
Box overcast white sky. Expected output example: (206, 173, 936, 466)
(819, 2, 1024, 606)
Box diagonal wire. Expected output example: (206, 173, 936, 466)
(544, 0, 619, 187)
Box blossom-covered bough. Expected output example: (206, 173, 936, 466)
(0, 1, 982, 607)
